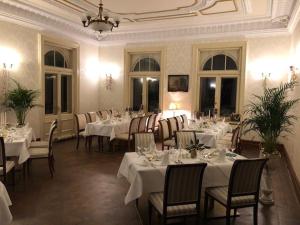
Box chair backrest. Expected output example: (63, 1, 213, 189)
(167, 117, 178, 137)
(147, 114, 157, 132)
(163, 163, 207, 214)
(175, 116, 183, 130)
(48, 122, 58, 157)
(111, 109, 118, 116)
(134, 132, 155, 152)
(96, 111, 102, 119)
(75, 113, 88, 132)
(129, 117, 141, 135)
(138, 116, 149, 132)
(87, 112, 97, 122)
(154, 113, 162, 129)
(181, 114, 188, 129)
(101, 110, 109, 120)
(0, 137, 6, 173)
(231, 126, 241, 150)
(175, 131, 196, 149)
(228, 158, 267, 201)
(159, 119, 170, 141)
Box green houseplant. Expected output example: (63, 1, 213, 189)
(244, 81, 299, 154)
(243, 81, 299, 204)
(5, 79, 39, 126)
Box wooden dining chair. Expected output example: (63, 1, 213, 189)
(175, 130, 196, 149)
(204, 158, 268, 225)
(28, 122, 58, 178)
(181, 114, 189, 129)
(153, 112, 162, 135)
(134, 132, 155, 152)
(30, 119, 57, 148)
(175, 116, 183, 130)
(0, 137, 15, 186)
(138, 115, 149, 132)
(149, 163, 207, 225)
(87, 112, 97, 122)
(100, 110, 109, 120)
(167, 117, 178, 138)
(147, 114, 157, 132)
(74, 113, 90, 150)
(115, 117, 140, 151)
(159, 120, 175, 150)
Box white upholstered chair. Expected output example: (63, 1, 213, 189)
(159, 120, 175, 150)
(30, 119, 57, 148)
(175, 131, 196, 149)
(134, 132, 155, 152)
(0, 137, 15, 185)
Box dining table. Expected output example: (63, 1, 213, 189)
(0, 181, 12, 225)
(117, 148, 245, 205)
(1, 124, 34, 164)
(186, 120, 232, 148)
(85, 118, 131, 141)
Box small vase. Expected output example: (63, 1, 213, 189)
(259, 148, 281, 205)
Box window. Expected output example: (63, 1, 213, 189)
(44, 50, 68, 68)
(45, 73, 57, 114)
(61, 75, 72, 113)
(133, 57, 160, 72)
(203, 54, 237, 71)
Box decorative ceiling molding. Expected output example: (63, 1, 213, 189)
(0, 0, 298, 45)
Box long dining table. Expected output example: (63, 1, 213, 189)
(117, 148, 244, 205)
(2, 125, 34, 164)
(0, 181, 12, 225)
(85, 118, 131, 141)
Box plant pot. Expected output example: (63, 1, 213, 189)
(259, 149, 281, 205)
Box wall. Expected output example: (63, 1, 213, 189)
(282, 19, 300, 181)
(0, 21, 100, 138)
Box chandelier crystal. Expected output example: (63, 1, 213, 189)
(81, 0, 120, 33)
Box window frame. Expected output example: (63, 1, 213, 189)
(191, 42, 246, 117)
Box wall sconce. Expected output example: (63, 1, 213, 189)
(261, 72, 271, 89)
(289, 66, 298, 83)
(105, 73, 112, 90)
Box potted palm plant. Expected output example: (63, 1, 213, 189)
(5, 79, 39, 126)
(244, 81, 299, 204)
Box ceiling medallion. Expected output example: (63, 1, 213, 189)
(81, 0, 120, 33)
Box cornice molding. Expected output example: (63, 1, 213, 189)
(0, 0, 297, 46)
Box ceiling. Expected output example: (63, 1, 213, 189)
(0, 0, 298, 45)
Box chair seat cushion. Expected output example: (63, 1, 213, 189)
(29, 147, 49, 158)
(30, 141, 48, 148)
(115, 133, 132, 141)
(206, 187, 256, 207)
(149, 192, 198, 217)
(0, 161, 15, 175)
(79, 131, 88, 137)
(164, 139, 176, 147)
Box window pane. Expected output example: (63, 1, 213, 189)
(220, 78, 237, 116)
(131, 78, 143, 111)
(203, 58, 212, 70)
(140, 58, 149, 71)
(212, 54, 225, 70)
(55, 51, 65, 68)
(147, 78, 159, 113)
(45, 73, 57, 114)
(226, 56, 238, 70)
(200, 77, 216, 116)
(61, 75, 72, 113)
(44, 51, 54, 66)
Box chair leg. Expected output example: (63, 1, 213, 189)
(48, 158, 54, 178)
(226, 207, 231, 225)
(253, 205, 258, 225)
(204, 193, 209, 219)
(12, 167, 15, 186)
(148, 201, 152, 225)
(51, 157, 55, 172)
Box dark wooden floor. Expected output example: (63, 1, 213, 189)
(5, 139, 300, 225)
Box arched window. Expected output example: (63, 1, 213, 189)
(44, 50, 67, 68)
(133, 57, 160, 72)
(203, 54, 237, 71)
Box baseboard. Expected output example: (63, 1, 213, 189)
(280, 145, 300, 203)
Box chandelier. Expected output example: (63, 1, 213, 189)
(81, 0, 120, 33)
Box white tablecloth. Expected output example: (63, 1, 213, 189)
(85, 119, 131, 141)
(4, 127, 33, 164)
(118, 150, 244, 205)
(0, 182, 12, 225)
(188, 122, 232, 148)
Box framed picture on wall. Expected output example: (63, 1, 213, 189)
(168, 75, 189, 92)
